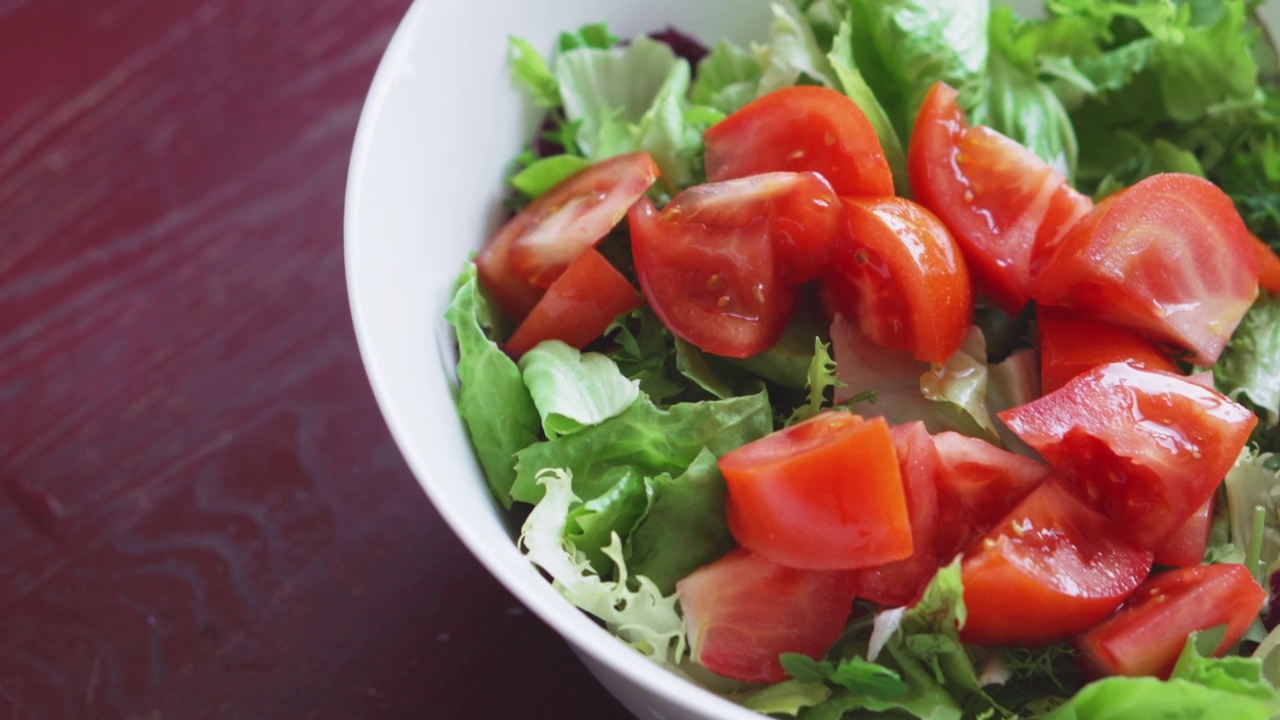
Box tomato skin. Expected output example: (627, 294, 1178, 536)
(999, 361, 1257, 551)
(960, 478, 1154, 647)
(704, 86, 894, 197)
(1037, 304, 1178, 395)
(1153, 496, 1212, 568)
(662, 171, 843, 285)
(1251, 232, 1280, 294)
(908, 82, 1092, 317)
(930, 431, 1050, 554)
(1077, 564, 1265, 680)
(629, 180, 810, 358)
(818, 196, 973, 363)
(1030, 173, 1258, 367)
(505, 152, 658, 288)
(719, 411, 913, 571)
(677, 548, 858, 683)
(854, 422, 943, 607)
(504, 248, 643, 357)
(476, 152, 657, 319)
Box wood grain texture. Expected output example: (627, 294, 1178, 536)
(0, 1, 630, 717)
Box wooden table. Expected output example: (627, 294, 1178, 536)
(0, 1, 630, 716)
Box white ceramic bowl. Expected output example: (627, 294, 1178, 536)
(345, 2, 1279, 719)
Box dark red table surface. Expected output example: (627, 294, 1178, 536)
(0, 1, 632, 717)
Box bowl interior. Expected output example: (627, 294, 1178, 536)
(345, 0, 775, 718)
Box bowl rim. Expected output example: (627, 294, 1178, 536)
(342, 2, 762, 717)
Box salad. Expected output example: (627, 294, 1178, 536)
(444, 0, 1280, 717)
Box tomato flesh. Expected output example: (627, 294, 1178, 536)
(818, 196, 973, 363)
(1037, 304, 1178, 395)
(1251, 232, 1280, 295)
(930, 430, 1050, 554)
(854, 421, 944, 607)
(1030, 173, 1258, 366)
(677, 548, 858, 683)
(960, 478, 1154, 647)
(1000, 361, 1256, 551)
(504, 248, 643, 357)
(629, 173, 836, 357)
(704, 85, 894, 197)
(908, 82, 1092, 316)
(1077, 563, 1265, 679)
(719, 411, 912, 570)
(1153, 496, 1212, 568)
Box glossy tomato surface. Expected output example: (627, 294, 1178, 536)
(1036, 304, 1178, 395)
(1250, 232, 1280, 294)
(1153, 496, 1212, 568)
(719, 411, 912, 570)
(475, 152, 657, 319)
(503, 248, 642, 356)
(818, 196, 972, 363)
(930, 431, 1050, 552)
(1000, 361, 1256, 550)
(1077, 563, 1265, 679)
(854, 421, 943, 607)
(677, 548, 858, 683)
(704, 85, 894, 197)
(629, 171, 845, 358)
(908, 82, 1091, 316)
(960, 478, 1154, 647)
(1031, 173, 1258, 366)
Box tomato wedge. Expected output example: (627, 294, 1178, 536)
(1030, 173, 1258, 366)
(960, 477, 1154, 647)
(818, 196, 973, 363)
(854, 421, 944, 607)
(677, 548, 858, 683)
(504, 248, 643, 357)
(1077, 564, 1265, 679)
(476, 152, 658, 318)
(718, 411, 912, 571)
(1250, 232, 1280, 295)
(704, 85, 894, 197)
(1000, 361, 1257, 551)
(629, 173, 842, 358)
(1037, 304, 1178, 395)
(1153, 496, 1212, 568)
(908, 82, 1092, 317)
(930, 431, 1050, 553)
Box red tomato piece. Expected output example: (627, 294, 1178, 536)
(1077, 564, 1265, 679)
(1031, 173, 1258, 366)
(1251, 232, 1280, 295)
(1037, 304, 1178, 395)
(503, 248, 642, 357)
(1153, 496, 1212, 568)
(718, 411, 912, 570)
(818, 196, 973, 363)
(704, 86, 894, 197)
(677, 548, 858, 683)
(908, 82, 1092, 317)
(855, 422, 943, 607)
(659, 171, 842, 285)
(961, 478, 1154, 647)
(477, 152, 658, 318)
(931, 431, 1050, 554)
(628, 178, 809, 358)
(999, 361, 1257, 551)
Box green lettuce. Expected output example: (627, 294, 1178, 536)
(1214, 293, 1280, 430)
(444, 264, 542, 506)
(518, 341, 640, 439)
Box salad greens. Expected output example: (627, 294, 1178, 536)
(447, 0, 1280, 717)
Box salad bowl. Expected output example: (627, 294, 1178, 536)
(346, 1, 1280, 719)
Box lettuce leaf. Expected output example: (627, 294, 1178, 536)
(692, 39, 763, 114)
(1214, 293, 1280, 430)
(518, 341, 640, 439)
(444, 264, 542, 506)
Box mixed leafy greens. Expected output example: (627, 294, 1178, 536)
(446, 0, 1280, 717)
